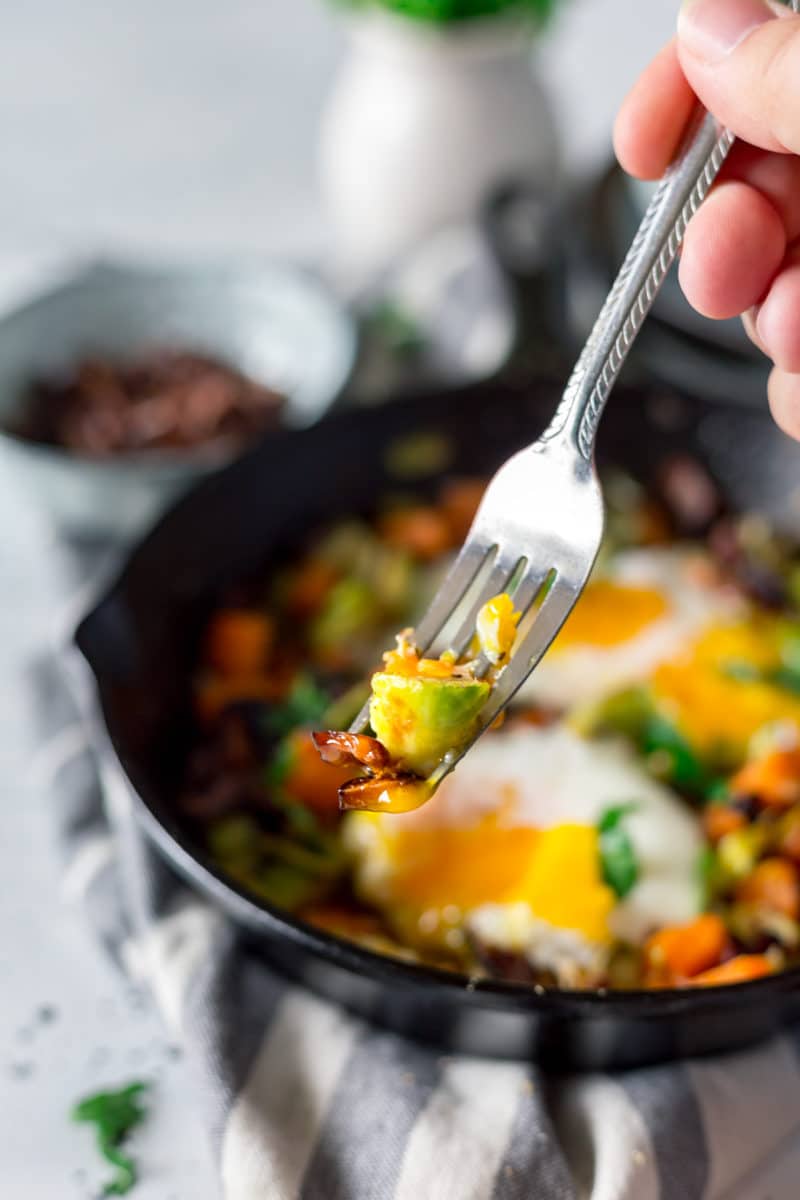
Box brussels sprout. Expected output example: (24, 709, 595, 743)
(311, 578, 381, 655)
(208, 815, 261, 873)
(250, 863, 325, 910)
(369, 672, 490, 776)
(571, 686, 652, 740)
(716, 825, 769, 887)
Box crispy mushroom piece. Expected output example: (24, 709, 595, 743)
(311, 731, 390, 770)
(338, 772, 433, 814)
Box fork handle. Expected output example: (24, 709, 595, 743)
(543, 106, 734, 460)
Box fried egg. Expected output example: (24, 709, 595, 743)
(518, 547, 744, 711)
(652, 620, 800, 758)
(345, 724, 703, 986)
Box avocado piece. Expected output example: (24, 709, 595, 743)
(369, 672, 490, 777)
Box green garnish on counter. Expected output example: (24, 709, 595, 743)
(72, 1081, 149, 1196)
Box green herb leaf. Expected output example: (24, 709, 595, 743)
(265, 675, 330, 737)
(597, 804, 639, 899)
(641, 714, 711, 798)
(270, 789, 326, 841)
(366, 299, 427, 357)
(769, 666, 800, 696)
(264, 736, 295, 790)
(722, 658, 800, 696)
(597, 802, 637, 835)
(72, 1082, 148, 1196)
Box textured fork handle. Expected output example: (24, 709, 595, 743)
(544, 107, 734, 459)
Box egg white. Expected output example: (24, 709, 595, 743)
(346, 724, 704, 973)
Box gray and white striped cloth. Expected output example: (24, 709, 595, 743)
(31, 537, 800, 1200)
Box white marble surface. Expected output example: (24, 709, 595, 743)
(10, 2, 799, 1198)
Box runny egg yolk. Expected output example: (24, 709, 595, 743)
(652, 621, 800, 756)
(371, 816, 615, 945)
(551, 580, 669, 651)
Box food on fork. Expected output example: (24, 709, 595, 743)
(311, 604, 518, 813)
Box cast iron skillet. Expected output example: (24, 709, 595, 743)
(76, 377, 800, 1070)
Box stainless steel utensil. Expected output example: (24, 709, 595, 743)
(352, 9, 800, 786)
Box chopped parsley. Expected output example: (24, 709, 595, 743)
(597, 804, 639, 899)
(265, 675, 330, 738)
(641, 714, 713, 799)
(72, 1081, 149, 1195)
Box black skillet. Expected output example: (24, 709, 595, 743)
(76, 376, 800, 1070)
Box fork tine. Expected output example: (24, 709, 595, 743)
(506, 564, 555, 625)
(446, 550, 524, 659)
(411, 539, 492, 654)
(490, 573, 584, 714)
(428, 573, 583, 783)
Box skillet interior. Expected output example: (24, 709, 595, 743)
(76, 376, 800, 1069)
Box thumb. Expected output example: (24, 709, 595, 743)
(678, 0, 800, 154)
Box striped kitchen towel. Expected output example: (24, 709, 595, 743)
(29, 537, 800, 1200)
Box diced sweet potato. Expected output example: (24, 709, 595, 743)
(730, 750, 800, 809)
(645, 914, 728, 984)
(286, 559, 339, 618)
(205, 610, 274, 677)
(703, 804, 747, 845)
(283, 730, 358, 816)
(689, 954, 773, 986)
(777, 809, 800, 863)
(195, 673, 283, 723)
(439, 478, 486, 541)
(736, 857, 800, 919)
(379, 507, 454, 561)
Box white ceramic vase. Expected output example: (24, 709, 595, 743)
(319, 11, 560, 288)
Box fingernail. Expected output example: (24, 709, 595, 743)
(679, 0, 774, 63)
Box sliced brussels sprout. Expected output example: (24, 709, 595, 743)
(311, 578, 381, 654)
(369, 671, 490, 777)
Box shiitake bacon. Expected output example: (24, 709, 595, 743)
(311, 731, 390, 769)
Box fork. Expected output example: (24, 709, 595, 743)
(350, 13, 798, 787)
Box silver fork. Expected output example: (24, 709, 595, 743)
(350, 18, 797, 785)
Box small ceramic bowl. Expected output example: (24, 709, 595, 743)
(0, 262, 356, 539)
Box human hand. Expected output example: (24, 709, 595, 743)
(614, 0, 800, 436)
